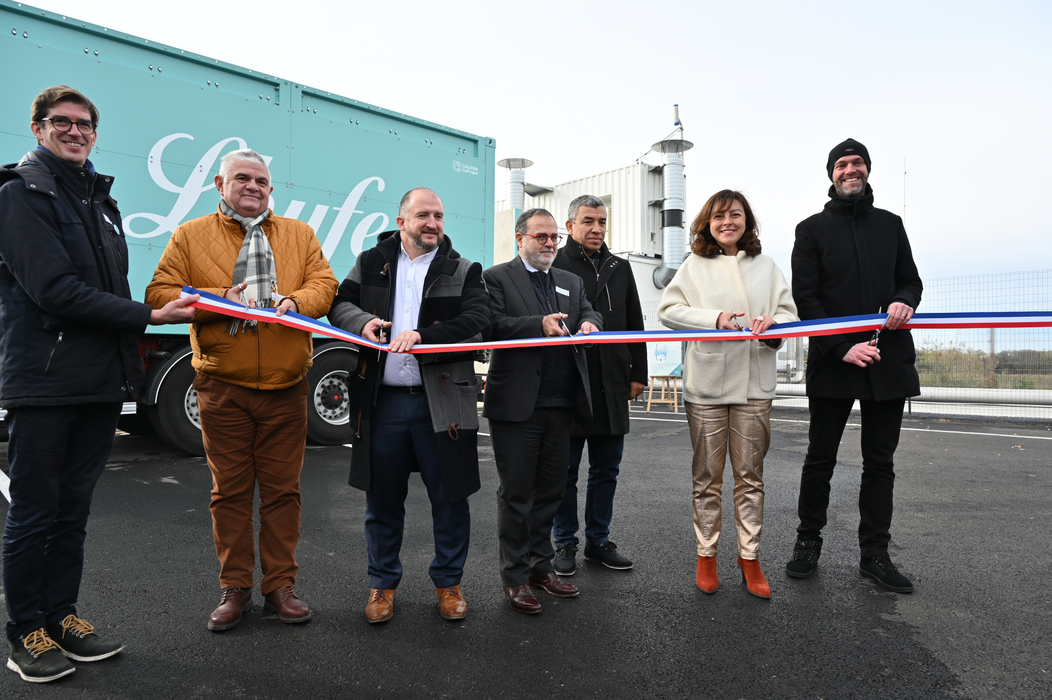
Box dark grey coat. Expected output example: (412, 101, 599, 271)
(328, 230, 489, 504)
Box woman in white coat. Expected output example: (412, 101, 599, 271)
(658, 190, 797, 599)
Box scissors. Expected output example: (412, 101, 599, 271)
(870, 306, 887, 347)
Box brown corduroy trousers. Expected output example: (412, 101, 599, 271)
(195, 373, 309, 595)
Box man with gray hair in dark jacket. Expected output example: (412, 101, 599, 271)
(550, 194, 646, 575)
(0, 85, 196, 683)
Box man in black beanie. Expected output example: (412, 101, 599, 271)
(785, 138, 922, 593)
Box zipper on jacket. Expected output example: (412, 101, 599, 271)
(109, 209, 125, 267)
(44, 331, 64, 375)
(584, 246, 617, 311)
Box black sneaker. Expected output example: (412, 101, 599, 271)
(584, 541, 633, 570)
(860, 553, 914, 593)
(7, 629, 75, 683)
(553, 544, 578, 576)
(46, 615, 124, 662)
(785, 537, 822, 578)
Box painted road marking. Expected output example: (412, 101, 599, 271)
(4, 421, 1043, 505)
(630, 415, 1052, 440)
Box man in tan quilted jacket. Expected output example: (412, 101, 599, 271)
(146, 149, 337, 631)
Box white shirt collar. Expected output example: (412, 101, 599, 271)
(522, 259, 548, 274)
(399, 240, 439, 266)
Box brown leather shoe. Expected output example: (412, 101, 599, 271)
(503, 584, 542, 614)
(365, 588, 396, 624)
(263, 585, 312, 623)
(437, 585, 467, 621)
(208, 587, 253, 631)
(529, 572, 580, 598)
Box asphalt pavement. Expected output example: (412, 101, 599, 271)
(0, 404, 1049, 699)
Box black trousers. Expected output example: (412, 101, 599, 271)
(3, 402, 121, 641)
(796, 397, 905, 557)
(489, 408, 572, 586)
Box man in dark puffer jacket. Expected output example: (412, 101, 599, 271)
(0, 86, 195, 683)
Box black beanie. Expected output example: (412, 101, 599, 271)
(826, 138, 871, 180)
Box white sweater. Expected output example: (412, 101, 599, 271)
(658, 251, 798, 405)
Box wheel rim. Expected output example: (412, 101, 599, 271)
(184, 385, 201, 429)
(313, 369, 350, 425)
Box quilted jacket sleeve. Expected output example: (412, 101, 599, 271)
(144, 223, 230, 325)
(285, 227, 338, 319)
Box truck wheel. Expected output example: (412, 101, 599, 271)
(118, 409, 157, 436)
(148, 357, 205, 456)
(306, 348, 356, 445)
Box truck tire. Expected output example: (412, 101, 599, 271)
(306, 347, 357, 446)
(147, 357, 205, 456)
(118, 409, 157, 436)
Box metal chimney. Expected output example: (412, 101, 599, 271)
(652, 105, 693, 289)
(497, 158, 534, 211)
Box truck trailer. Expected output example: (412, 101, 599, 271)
(0, 0, 496, 453)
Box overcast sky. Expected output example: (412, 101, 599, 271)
(38, 0, 1052, 281)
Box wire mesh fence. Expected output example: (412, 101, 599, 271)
(913, 270, 1052, 389)
(896, 269, 1052, 420)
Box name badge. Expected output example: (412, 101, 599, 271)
(556, 286, 570, 297)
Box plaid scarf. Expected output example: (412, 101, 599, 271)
(221, 199, 278, 334)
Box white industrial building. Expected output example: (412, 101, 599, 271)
(493, 160, 687, 332)
(490, 117, 805, 381)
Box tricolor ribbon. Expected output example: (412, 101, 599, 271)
(180, 287, 1052, 355)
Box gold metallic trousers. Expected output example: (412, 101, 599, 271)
(685, 399, 772, 559)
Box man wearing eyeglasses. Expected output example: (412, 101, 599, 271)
(550, 194, 646, 576)
(786, 138, 922, 594)
(482, 208, 602, 614)
(0, 86, 197, 683)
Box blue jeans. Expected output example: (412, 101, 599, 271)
(365, 388, 470, 589)
(3, 402, 121, 642)
(553, 434, 624, 548)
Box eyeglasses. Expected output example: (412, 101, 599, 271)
(521, 232, 563, 244)
(39, 117, 96, 135)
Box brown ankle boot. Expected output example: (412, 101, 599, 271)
(696, 555, 718, 593)
(737, 557, 771, 599)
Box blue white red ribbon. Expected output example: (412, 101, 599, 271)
(180, 287, 1052, 355)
